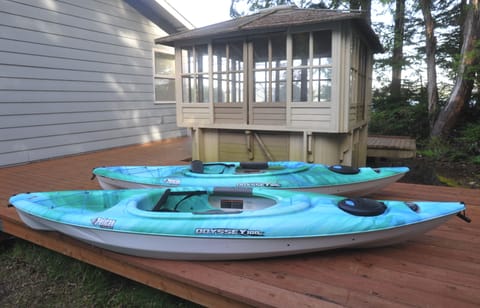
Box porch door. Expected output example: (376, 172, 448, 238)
(211, 35, 288, 126)
(212, 40, 247, 125)
(248, 34, 288, 126)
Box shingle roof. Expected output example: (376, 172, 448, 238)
(155, 6, 382, 52)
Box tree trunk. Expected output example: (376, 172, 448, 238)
(431, 0, 480, 137)
(420, 0, 439, 130)
(391, 0, 405, 100)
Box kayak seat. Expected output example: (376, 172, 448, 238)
(190, 160, 236, 174)
(338, 198, 387, 216)
(190, 160, 204, 173)
(152, 189, 171, 211)
(152, 189, 210, 212)
(328, 165, 360, 175)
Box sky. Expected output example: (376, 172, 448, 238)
(164, 0, 233, 28)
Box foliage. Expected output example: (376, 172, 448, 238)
(0, 239, 199, 308)
(415, 120, 480, 164)
(230, 0, 366, 17)
(230, 0, 299, 17)
(452, 121, 480, 161)
(464, 40, 480, 81)
(436, 174, 462, 187)
(472, 155, 480, 165)
(431, 0, 462, 74)
(417, 136, 451, 159)
(369, 83, 430, 140)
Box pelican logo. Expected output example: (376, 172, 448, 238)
(163, 178, 180, 185)
(91, 217, 116, 229)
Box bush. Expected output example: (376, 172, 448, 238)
(458, 122, 480, 154)
(369, 87, 429, 140)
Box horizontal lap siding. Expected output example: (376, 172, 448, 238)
(251, 105, 286, 125)
(214, 104, 245, 124)
(349, 104, 360, 127)
(0, 0, 185, 166)
(290, 105, 333, 130)
(181, 105, 210, 126)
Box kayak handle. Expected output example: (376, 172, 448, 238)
(457, 210, 471, 223)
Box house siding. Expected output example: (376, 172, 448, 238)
(0, 0, 186, 166)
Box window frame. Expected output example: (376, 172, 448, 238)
(212, 40, 245, 103)
(252, 33, 287, 103)
(180, 44, 210, 103)
(291, 30, 333, 103)
(153, 45, 176, 104)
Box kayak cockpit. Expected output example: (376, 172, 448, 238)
(187, 160, 310, 176)
(135, 187, 278, 214)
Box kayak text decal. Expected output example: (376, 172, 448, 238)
(195, 228, 264, 236)
(237, 182, 281, 188)
(91, 217, 116, 229)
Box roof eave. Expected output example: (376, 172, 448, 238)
(155, 8, 382, 52)
(125, 0, 194, 34)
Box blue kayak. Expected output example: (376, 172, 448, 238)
(92, 161, 409, 196)
(9, 187, 468, 260)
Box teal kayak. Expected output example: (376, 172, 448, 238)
(9, 187, 468, 260)
(92, 161, 409, 196)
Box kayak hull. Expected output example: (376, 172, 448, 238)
(93, 162, 409, 196)
(10, 188, 464, 260)
(16, 210, 453, 260)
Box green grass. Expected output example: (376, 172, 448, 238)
(0, 238, 201, 308)
(436, 175, 462, 187)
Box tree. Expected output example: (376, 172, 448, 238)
(431, 0, 480, 137)
(420, 0, 439, 129)
(230, 0, 296, 17)
(230, 0, 370, 18)
(390, 0, 405, 100)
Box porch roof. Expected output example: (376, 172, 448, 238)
(155, 6, 382, 52)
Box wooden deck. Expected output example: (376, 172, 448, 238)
(1, 137, 479, 307)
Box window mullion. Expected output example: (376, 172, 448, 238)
(208, 43, 213, 104)
(286, 34, 292, 106)
(268, 38, 272, 103)
(308, 32, 313, 103)
(192, 46, 198, 103)
(226, 44, 231, 103)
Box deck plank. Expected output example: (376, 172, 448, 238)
(1, 137, 479, 307)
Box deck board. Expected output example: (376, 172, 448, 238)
(1, 137, 479, 307)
